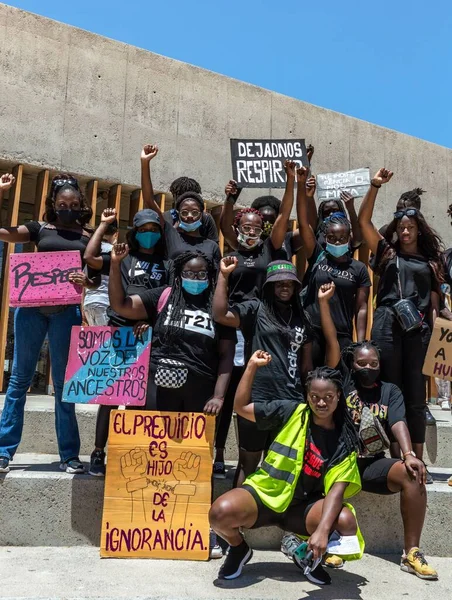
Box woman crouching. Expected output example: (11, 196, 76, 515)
(209, 352, 362, 586)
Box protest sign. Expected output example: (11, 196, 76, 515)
(63, 326, 151, 405)
(9, 250, 82, 307)
(230, 139, 308, 188)
(423, 318, 452, 380)
(316, 168, 370, 201)
(100, 410, 215, 560)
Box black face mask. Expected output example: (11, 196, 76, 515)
(56, 209, 81, 225)
(353, 368, 380, 387)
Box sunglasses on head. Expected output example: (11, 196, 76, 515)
(52, 178, 80, 192)
(394, 208, 418, 219)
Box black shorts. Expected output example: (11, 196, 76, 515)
(358, 456, 401, 495)
(237, 415, 276, 453)
(243, 485, 323, 537)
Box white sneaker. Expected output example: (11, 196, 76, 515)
(441, 400, 451, 411)
(209, 529, 223, 559)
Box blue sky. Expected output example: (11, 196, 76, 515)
(7, 1, 452, 147)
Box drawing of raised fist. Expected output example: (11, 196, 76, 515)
(120, 447, 147, 481)
(173, 451, 201, 483)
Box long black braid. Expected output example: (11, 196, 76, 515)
(341, 340, 381, 371)
(305, 366, 359, 454)
(316, 199, 347, 234)
(158, 250, 214, 348)
(261, 281, 311, 341)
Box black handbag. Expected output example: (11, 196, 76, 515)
(393, 257, 423, 333)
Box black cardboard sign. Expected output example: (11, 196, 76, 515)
(230, 139, 308, 188)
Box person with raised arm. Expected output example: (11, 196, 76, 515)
(140, 144, 221, 268)
(297, 166, 371, 367)
(0, 173, 93, 474)
(358, 169, 443, 473)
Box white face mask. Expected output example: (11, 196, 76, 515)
(237, 231, 263, 249)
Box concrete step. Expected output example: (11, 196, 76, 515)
(1, 396, 451, 467)
(1, 454, 451, 556)
(2, 547, 452, 600)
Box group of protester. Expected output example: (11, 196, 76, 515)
(0, 142, 450, 587)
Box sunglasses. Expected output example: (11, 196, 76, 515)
(181, 270, 208, 280)
(394, 208, 418, 219)
(52, 178, 80, 192)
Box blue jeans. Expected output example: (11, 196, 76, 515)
(0, 306, 81, 462)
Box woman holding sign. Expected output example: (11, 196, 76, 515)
(296, 166, 371, 367)
(0, 173, 93, 474)
(84, 206, 171, 477)
(358, 169, 443, 465)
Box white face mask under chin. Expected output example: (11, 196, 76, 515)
(237, 231, 263, 249)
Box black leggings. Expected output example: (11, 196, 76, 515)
(94, 364, 216, 449)
(311, 327, 352, 368)
(371, 307, 430, 444)
(215, 366, 244, 449)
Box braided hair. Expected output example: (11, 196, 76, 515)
(305, 366, 359, 454)
(233, 207, 263, 230)
(158, 250, 214, 348)
(169, 177, 202, 202)
(397, 188, 424, 210)
(341, 340, 381, 371)
(321, 213, 351, 242)
(261, 278, 310, 341)
(316, 199, 347, 233)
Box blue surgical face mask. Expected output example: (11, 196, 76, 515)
(326, 242, 349, 258)
(135, 231, 161, 249)
(181, 278, 209, 295)
(179, 219, 202, 232)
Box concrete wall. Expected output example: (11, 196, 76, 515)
(0, 3, 451, 239)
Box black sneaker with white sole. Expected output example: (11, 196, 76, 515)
(60, 458, 85, 474)
(89, 450, 106, 477)
(0, 457, 10, 473)
(304, 563, 332, 586)
(218, 539, 253, 579)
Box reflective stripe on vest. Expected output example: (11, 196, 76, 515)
(261, 461, 295, 484)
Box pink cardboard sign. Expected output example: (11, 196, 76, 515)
(63, 326, 152, 406)
(9, 251, 83, 307)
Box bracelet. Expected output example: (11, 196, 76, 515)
(403, 450, 416, 459)
(371, 180, 382, 189)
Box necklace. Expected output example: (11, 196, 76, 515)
(277, 306, 293, 327)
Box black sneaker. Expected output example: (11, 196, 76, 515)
(425, 407, 436, 426)
(60, 458, 84, 474)
(0, 457, 10, 473)
(213, 461, 226, 479)
(218, 539, 253, 579)
(89, 450, 106, 477)
(304, 563, 332, 586)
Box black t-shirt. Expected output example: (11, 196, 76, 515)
(303, 242, 371, 336)
(253, 401, 347, 498)
(163, 222, 221, 269)
(340, 361, 406, 453)
(233, 300, 312, 402)
(372, 239, 435, 314)
(163, 210, 219, 243)
(95, 251, 169, 327)
(24, 221, 91, 259)
(298, 423, 340, 498)
(139, 286, 235, 380)
(227, 238, 277, 303)
(442, 248, 452, 288)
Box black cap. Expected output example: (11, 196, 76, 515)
(175, 191, 204, 212)
(264, 260, 302, 287)
(132, 209, 161, 228)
